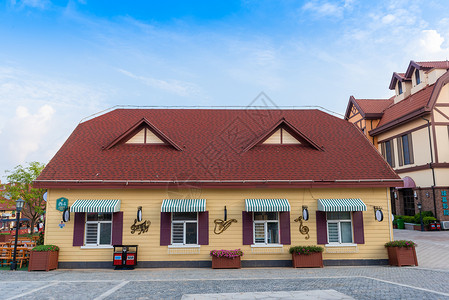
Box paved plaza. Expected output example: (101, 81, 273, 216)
(1, 229, 448, 300)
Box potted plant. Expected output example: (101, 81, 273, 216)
(28, 244, 59, 271)
(210, 249, 243, 269)
(289, 245, 324, 268)
(385, 240, 418, 267)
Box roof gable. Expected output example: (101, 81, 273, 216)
(243, 118, 323, 152)
(105, 118, 182, 150)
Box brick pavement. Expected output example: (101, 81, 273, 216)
(394, 228, 449, 270)
(2, 266, 449, 299)
(1, 229, 449, 300)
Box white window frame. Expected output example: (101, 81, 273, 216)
(84, 213, 113, 247)
(326, 212, 353, 244)
(171, 212, 198, 246)
(253, 212, 280, 245)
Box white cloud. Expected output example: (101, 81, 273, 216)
(407, 30, 449, 60)
(9, 0, 50, 9)
(382, 14, 396, 24)
(302, 0, 345, 18)
(7, 105, 55, 163)
(117, 69, 204, 98)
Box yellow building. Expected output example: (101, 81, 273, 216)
(34, 108, 401, 268)
(345, 61, 449, 224)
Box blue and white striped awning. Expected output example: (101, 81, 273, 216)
(245, 199, 291, 212)
(317, 199, 367, 212)
(161, 199, 206, 212)
(70, 199, 121, 213)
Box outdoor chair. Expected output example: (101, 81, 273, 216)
(0, 247, 12, 267)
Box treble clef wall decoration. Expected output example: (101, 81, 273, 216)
(294, 216, 310, 240)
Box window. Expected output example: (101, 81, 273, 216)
(85, 213, 112, 246)
(326, 212, 353, 244)
(415, 70, 421, 85)
(381, 140, 395, 167)
(171, 212, 198, 245)
(398, 81, 403, 95)
(253, 212, 279, 244)
(402, 189, 415, 216)
(398, 133, 414, 166)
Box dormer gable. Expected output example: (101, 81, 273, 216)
(243, 118, 323, 152)
(105, 118, 182, 150)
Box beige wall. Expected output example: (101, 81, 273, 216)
(45, 187, 393, 264)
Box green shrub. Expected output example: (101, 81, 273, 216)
(32, 245, 59, 252)
(414, 211, 434, 224)
(0, 232, 11, 235)
(385, 240, 417, 248)
(401, 216, 415, 223)
(423, 216, 437, 226)
(289, 245, 324, 255)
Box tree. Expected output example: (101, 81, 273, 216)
(1, 162, 46, 234)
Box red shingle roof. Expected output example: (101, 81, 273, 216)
(35, 109, 400, 188)
(354, 98, 394, 115)
(376, 84, 434, 128)
(416, 61, 449, 70)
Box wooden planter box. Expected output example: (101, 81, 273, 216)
(212, 256, 241, 269)
(28, 251, 59, 271)
(0, 234, 12, 242)
(292, 252, 323, 268)
(387, 247, 418, 267)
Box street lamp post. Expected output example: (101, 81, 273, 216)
(417, 202, 424, 232)
(10, 198, 25, 271)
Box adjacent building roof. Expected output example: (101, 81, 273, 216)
(34, 109, 401, 189)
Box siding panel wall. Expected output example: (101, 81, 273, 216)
(44, 188, 392, 264)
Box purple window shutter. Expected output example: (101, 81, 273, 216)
(73, 212, 85, 246)
(198, 211, 209, 245)
(316, 211, 327, 245)
(111, 212, 123, 245)
(353, 211, 365, 244)
(242, 211, 253, 245)
(279, 211, 291, 245)
(160, 212, 171, 246)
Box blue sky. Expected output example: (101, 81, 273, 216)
(1, 0, 449, 179)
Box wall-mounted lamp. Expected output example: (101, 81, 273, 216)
(374, 206, 383, 222)
(302, 205, 309, 221)
(414, 191, 418, 199)
(394, 191, 397, 199)
(62, 208, 70, 222)
(137, 206, 142, 222)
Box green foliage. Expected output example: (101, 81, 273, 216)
(289, 245, 324, 255)
(385, 240, 417, 248)
(414, 211, 434, 224)
(36, 231, 44, 246)
(0, 233, 11, 235)
(32, 245, 59, 252)
(423, 216, 437, 226)
(1, 162, 46, 233)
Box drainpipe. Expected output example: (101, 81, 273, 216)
(421, 116, 437, 217)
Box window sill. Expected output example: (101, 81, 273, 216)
(251, 244, 283, 248)
(325, 243, 357, 247)
(80, 245, 114, 249)
(168, 245, 200, 248)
